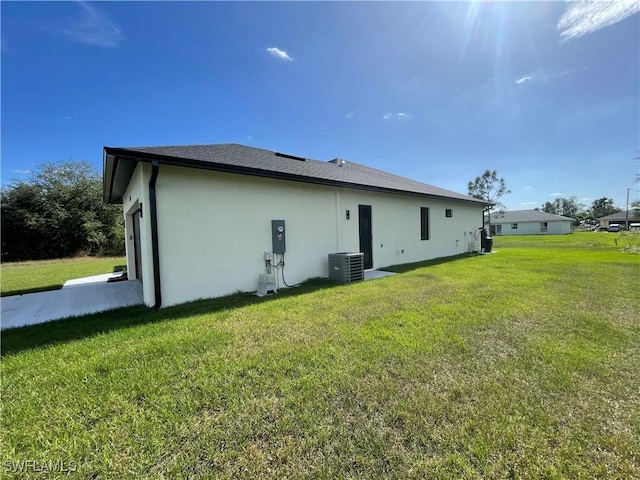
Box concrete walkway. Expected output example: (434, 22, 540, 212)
(1, 270, 395, 331)
(364, 269, 397, 280)
(1, 273, 144, 330)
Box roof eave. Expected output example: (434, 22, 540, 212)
(103, 147, 142, 204)
(103, 150, 116, 203)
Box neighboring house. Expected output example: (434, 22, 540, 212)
(487, 210, 574, 235)
(103, 143, 488, 308)
(597, 212, 636, 231)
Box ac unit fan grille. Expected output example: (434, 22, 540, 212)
(328, 253, 364, 284)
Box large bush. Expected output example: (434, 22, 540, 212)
(1, 160, 124, 262)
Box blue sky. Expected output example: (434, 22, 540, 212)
(2, 1, 638, 210)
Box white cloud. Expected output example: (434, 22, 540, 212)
(345, 112, 354, 119)
(61, 1, 125, 48)
(13, 170, 32, 175)
(550, 192, 564, 196)
(557, 0, 640, 41)
(520, 201, 538, 206)
(515, 75, 532, 85)
(558, 66, 589, 78)
(266, 47, 293, 61)
(383, 112, 409, 120)
(524, 185, 533, 190)
(56, 115, 72, 125)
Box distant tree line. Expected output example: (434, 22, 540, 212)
(537, 196, 634, 226)
(1, 160, 125, 262)
(465, 169, 636, 229)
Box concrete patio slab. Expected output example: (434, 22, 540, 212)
(364, 269, 397, 281)
(1, 274, 144, 330)
(63, 273, 118, 287)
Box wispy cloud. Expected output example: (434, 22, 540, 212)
(383, 112, 409, 120)
(550, 192, 564, 197)
(345, 112, 354, 120)
(524, 185, 533, 190)
(520, 201, 538, 206)
(13, 169, 32, 175)
(515, 67, 588, 88)
(558, 66, 589, 78)
(60, 2, 125, 48)
(266, 47, 293, 61)
(515, 75, 533, 85)
(557, 0, 640, 41)
(56, 115, 72, 125)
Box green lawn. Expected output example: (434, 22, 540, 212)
(1, 233, 638, 478)
(0, 256, 126, 296)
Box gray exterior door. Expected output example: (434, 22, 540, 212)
(359, 205, 373, 269)
(132, 210, 143, 284)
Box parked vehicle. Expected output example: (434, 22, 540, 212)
(607, 224, 620, 232)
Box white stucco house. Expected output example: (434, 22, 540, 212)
(103, 143, 489, 308)
(487, 210, 574, 236)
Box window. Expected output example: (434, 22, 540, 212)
(445, 208, 453, 218)
(420, 207, 430, 240)
(511, 223, 518, 229)
(540, 222, 548, 233)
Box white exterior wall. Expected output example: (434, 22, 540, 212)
(548, 221, 572, 234)
(154, 167, 339, 307)
(494, 220, 572, 235)
(128, 165, 484, 307)
(337, 189, 483, 267)
(121, 163, 156, 306)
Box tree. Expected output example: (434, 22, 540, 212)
(1, 160, 124, 262)
(588, 197, 620, 220)
(468, 170, 511, 230)
(539, 196, 585, 225)
(539, 201, 555, 214)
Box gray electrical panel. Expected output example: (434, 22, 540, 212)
(271, 220, 286, 253)
(328, 252, 364, 284)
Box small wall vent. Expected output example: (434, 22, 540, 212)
(328, 252, 364, 284)
(275, 152, 306, 161)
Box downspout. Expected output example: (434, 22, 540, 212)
(149, 160, 162, 309)
(335, 189, 342, 252)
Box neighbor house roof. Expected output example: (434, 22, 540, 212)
(597, 212, 630, 221)
(103, 143, 488, 206)
(487, 209, 574, 223)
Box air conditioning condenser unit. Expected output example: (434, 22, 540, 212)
(328, 252, 364, 284)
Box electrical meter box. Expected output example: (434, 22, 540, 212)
(271, 220, 286, 253)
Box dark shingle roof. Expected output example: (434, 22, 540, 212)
(104, 143, 487, 206)
(487, 209, 574, 223)
(597, 212, 629, 221)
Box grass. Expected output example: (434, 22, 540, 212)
(1, 232, 639, 478)
(0, 256, 126, 296)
